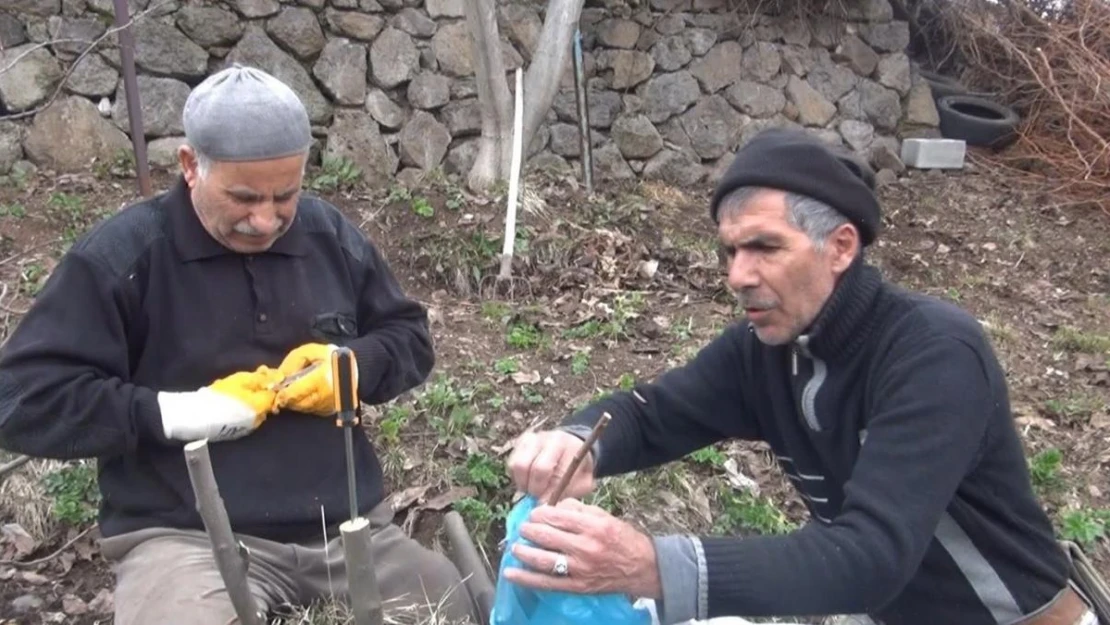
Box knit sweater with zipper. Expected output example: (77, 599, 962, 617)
(562, 259, 1069, 625)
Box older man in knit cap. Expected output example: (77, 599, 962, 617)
(502, 128, 1095, 625)
(0, 65, 477, 624)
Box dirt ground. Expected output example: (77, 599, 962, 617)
(0, 153, 1108, 624)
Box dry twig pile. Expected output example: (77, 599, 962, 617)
(940, 0, 1110, 212)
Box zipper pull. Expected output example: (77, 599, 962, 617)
(792, 348, 798, 376)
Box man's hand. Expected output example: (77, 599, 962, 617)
(157, 365, 284, 442)
(503, 499, 662, 599)
(274, 343, 359, 416)
(508, 430, 596, 502)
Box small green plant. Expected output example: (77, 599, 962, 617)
(507, 322, 543, 350)
(411, 195, 434, 218)
(563, 292, 645, 341)
(455, 452, 508, 493)
(445, 187, 465, 211)
(42, 462, 100, 526)
(617, 372, 636, 391)
(415, 374, 484, 440)
(570, 351, 590, 375)
(19, 262, 47, 297)
(307, 156, 361, 192)
(0, 203, 27, 218)
(377, 404, 412, 447)
(494, 357, 519, 375)
(1057, 508, 1110, 547)
(1028, 447, 1063, 495)
(688, 446, 727, 468)
(521, 386, 544, 404)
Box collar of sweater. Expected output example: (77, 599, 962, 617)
(793, 255, 883, 363)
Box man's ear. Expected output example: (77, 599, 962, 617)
(827, 222, 860, 275)
(178, 145, 199, 188)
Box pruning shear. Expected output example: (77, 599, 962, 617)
(271, 362, 322, 390)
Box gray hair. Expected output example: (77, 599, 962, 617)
(194, 147, 213, 179)
(718, 186, 851, 251)
(191, 144, 308, 180)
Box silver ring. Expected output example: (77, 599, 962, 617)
(552, 554, 569, 577)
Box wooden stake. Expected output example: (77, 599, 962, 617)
(340, 517, 383, 625)
(183, 440, 263, 625)
(547, 412, 611, 506)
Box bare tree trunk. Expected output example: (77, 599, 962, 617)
(465, 0, 585, 192)
(464, 0, 513, 192)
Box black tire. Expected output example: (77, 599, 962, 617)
(936, 94, 1020, 148)
(918, 69, 968, 99)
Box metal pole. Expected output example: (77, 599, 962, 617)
(572, 29, 593, 193)
(111, 0, 152, 198)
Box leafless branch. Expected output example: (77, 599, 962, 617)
(0, 0, 174, 122)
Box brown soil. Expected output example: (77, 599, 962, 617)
(0, 156, 1107, 623)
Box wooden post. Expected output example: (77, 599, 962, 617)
(183, 440, 264, 625)
(340, 517, 383, 625)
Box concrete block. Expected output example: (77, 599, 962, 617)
(900, 138, 966, 169)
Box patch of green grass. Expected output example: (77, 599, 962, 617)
(714, 487, 796, 536)
(1043, 393, 1106, 425)
(42, 462, 100, 527)
(562, 292, 645, 341)
(414, 374, 488, 441)
(1051, 326, 1110, 355)
(480, 301, 511, 323)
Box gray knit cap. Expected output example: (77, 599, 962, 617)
(182, 64, 312, 162)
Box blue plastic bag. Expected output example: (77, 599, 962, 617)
(490, 494, 653, 625)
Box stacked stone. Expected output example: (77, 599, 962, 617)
(0, 0, 939, 185)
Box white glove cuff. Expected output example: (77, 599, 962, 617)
(157, 388, 258, 442)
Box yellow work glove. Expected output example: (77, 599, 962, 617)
(275, 343, 360, 416)
(157, 365, 284, 442)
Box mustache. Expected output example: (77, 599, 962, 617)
(733, 289, 777, 310)
(233, 219, 286, 236)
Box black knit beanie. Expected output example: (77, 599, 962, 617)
(709, 128, 882, 246)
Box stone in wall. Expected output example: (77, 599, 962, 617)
(0, 0, 938, 184)
(23, 96, 131, 172)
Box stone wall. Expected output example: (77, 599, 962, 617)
(0, 0, 941, 187)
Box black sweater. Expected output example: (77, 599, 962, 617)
(564, 260, 1069, 624)
(0, 179, 433, 542)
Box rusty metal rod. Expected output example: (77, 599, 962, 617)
(572, 29, 593, 193)
(111, 0, 152, 198)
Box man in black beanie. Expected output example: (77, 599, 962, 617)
(501, 128, 1095, 625)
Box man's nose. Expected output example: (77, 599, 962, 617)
(247, 210, 283, 235)
(727, 253, 760, 291)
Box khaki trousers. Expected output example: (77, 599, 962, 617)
(99, 500, 477, 625)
